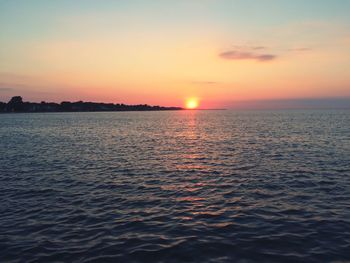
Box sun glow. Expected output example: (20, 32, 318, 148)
(185, 98, 199, 109)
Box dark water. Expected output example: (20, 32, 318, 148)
(0, 110, 349, 262)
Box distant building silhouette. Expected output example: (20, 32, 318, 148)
(0, 96, 183, 113)
(6, 96, 24, 112)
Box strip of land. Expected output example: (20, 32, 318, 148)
(0, 96, 183, 113)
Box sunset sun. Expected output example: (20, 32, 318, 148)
(185, 98, 199, 109)
(1, 1, 349, 262)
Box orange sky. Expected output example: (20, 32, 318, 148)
(0, 1, 349, 108)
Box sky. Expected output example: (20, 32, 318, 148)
(0, 0, 350, 108)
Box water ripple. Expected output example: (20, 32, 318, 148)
(0, 110, 349, 262)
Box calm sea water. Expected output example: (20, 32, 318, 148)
(0, 110, 349, 262)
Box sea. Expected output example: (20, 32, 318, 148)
(0, 110, 349, 262)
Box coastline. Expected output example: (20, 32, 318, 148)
(0, 96, 183, 113)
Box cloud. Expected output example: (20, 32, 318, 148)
(0, 87, 14, 92)
(191, 81, 219, 85)
(220, 44, 313, 62)
(251, 46, 266, 50)
(0, 73, 32, 82)
(288, 47, 312, 52)
(219, 50, 276, 62)
(228, 98, 350, 109)
(231, 45, 267, 50)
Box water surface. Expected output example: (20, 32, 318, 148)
(0, 110, 349, 262)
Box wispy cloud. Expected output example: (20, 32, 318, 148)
(0, 87, 14, 92)
(227, 98, 350, 109)
(231, 45, 267, 50)
(287, 47, 312, 52)
(0, 73, 32, 82)
(219, 43, 314, 62)
(252, 46, 266, 50)
(219, 44, 276, 62)
(190, 81, 219, 85)
(219, 50, 276, 62)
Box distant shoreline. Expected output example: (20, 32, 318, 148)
(0, 96, 183, 113)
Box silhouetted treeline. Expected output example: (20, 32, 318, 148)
(0, 96, 183, 113)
